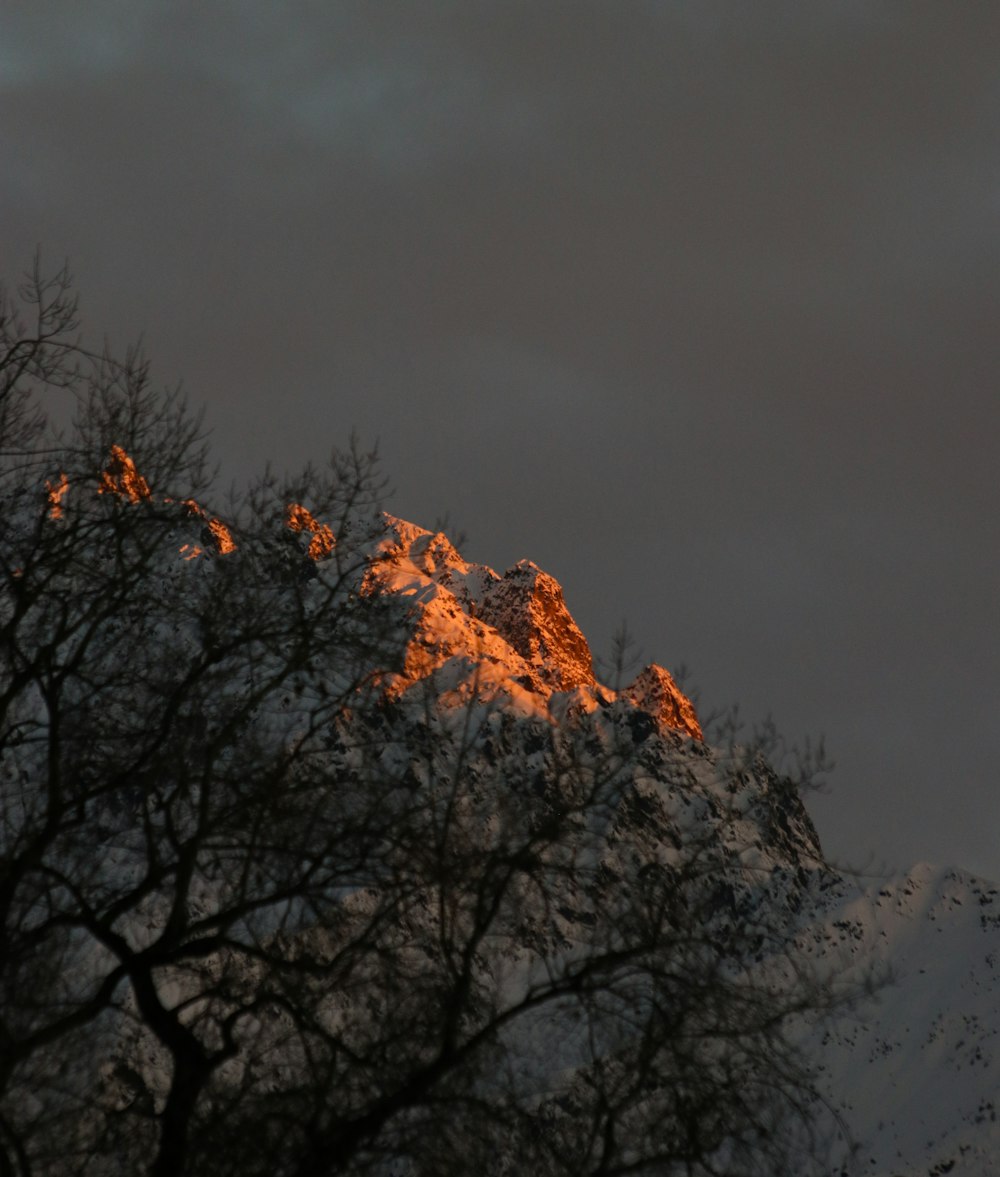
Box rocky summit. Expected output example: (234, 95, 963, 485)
(370, 513, 701, 737)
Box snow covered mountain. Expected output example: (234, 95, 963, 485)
(354, 515, 1000, 1176)
(4, 453, 999, 1176)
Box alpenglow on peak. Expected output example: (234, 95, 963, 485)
(368, 514, 702, 738)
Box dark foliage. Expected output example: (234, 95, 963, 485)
(0, 263, 857, 1177)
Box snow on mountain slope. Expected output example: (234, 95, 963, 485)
(796, 864, 1000, 1176)
(361, 515, 1000, 1175)
(12, 453, 998, 1175)
(217, 504, 1000, 1174)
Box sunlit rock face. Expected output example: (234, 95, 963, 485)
(97, 444, 151, 502)
(478, 560, 595, 693)
(59, 453, 703, 740)
(369, 514, 701, 735)
(52, 448, 236, 558)
(622, 664, 702, 741)
(286, 503, 334, 560)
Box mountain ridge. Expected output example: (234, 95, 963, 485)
(367, 512, 703, 739)
(10, 448, 1000, 1175)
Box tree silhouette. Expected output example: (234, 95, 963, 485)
(0, 262, 858, 1177)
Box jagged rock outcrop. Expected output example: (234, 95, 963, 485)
(368, 515, 700, 736)
(622, 663, 702, 741)
(477, 560, 595, 692)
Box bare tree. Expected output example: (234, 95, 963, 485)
(0, 262, 857, 1177)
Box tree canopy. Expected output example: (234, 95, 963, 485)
(0, 262, 856, 1177)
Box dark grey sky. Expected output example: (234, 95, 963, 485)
(4, 3, 999, 878)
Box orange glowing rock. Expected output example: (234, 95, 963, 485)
(89, 448, 237, 558)
(286, 503, 334, 560)
(622, 664, 703, 741)
(98, 445, 151, 502)
(207, 516, 236, 554)
(366, 514, 704, 738)
(175, 497, 237, 555)
(46, 472, 69, 520)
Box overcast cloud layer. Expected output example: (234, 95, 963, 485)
(3, 2, 999, 878)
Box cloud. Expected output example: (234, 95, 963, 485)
(3, 1, 999, 878)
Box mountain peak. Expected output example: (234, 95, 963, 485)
(39, 455, 702, 740)
(368, 512, 699, 737)
(475, 557, 595, 693)
(622, 664, 702, 741)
